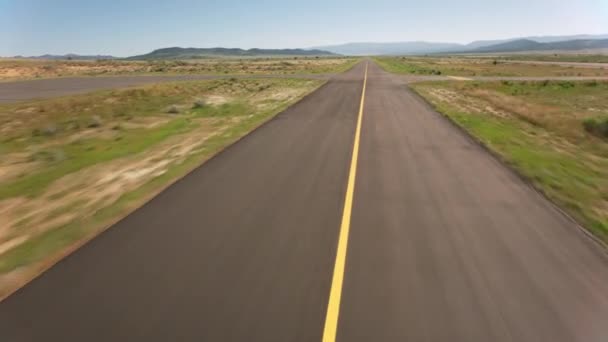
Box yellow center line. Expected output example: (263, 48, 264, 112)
(322, 62, 368, 342)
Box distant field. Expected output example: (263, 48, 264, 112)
(0, 57, 358, 81)
(412, 80, 608, 241)
(0, 77, 323, 296)
(375, 56, 608, 77)
(494, 54, 608, 64)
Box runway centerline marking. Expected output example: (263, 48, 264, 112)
(322, 62, 368, 342)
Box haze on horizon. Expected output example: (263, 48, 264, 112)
(1, 0, 607, 57)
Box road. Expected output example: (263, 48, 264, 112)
(2, 70, 608, 105)
(0, 73, 332, 103)
(1, 61, 608, 341)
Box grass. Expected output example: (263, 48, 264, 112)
(374, 56, 608, 77)
(583, 117, 608, 138)
(1, 119, 195, 199)
(0, 57, 359, 81)
(411, 80, 608, 242)
(495, 54, 608, 64)
(0, 77, 323, 285)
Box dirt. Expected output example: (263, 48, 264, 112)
(0, 117, 226, 255)
(0, 58, 353, 81)
(427, 88, 511, 119)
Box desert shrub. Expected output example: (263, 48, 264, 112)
(583, 117, 608, 138)
(30, 149, 66, 163)
(166, 105, 180, 114)
(192, 99, 206, 109)
(88, 115, 103, 128)
(585, 80, 598, 87)
(42, 124, 58, 136)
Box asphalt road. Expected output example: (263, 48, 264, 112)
(1, 61, 608, 341)
(0, 73, 331, 103)
(2, 70, 608, 104)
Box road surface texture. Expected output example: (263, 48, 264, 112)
(1, 61, 608, 341)
(0, 73, 332, 103)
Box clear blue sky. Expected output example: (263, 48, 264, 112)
(1, 0, 607, 57)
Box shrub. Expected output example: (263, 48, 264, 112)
(192, 99, 206, 109)
(583, 117, 608, 138)
(88, 115, 103, 128)
(42, 124, 58, 136)
(585, 80, 598, 87)
(166, 105, 180, 114)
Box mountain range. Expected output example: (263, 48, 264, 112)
(126, 47, 336, 60)
(313, 34, 608, 55)
(11, 54, 116, 60)
(9, 34, 608, 59)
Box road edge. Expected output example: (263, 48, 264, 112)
(0, 78, 332, 303)
(406, 85, 608, 255)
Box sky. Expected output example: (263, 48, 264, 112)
(1, 0, 607, 57)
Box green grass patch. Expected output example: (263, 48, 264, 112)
(0, 77, 324, 278)
(0, 118, 193, 199)
(375, 56, 608, 77)
(412, 81, 608, 242)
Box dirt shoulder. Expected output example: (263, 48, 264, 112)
(0, 77, 324, 298)
(411, 80, 608, 242)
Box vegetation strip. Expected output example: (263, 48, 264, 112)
(0, 77, 324, 298)
(0, 57, 358, 81)
(411, 80, 608, 242)
(374, 56, 608, 77)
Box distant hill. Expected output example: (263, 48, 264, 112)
(315, 34, 608, 55)
(15, 54, 116, 60)
(309, 42, 462, 56)
(471, 39, 544, 52)
(465, 34, 608, 50)
(468, 38, 608, 53)
(127, 47, 336, 60)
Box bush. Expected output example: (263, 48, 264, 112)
(88, 115, 103, 128)
(583, 117, 608, 138)
(192, 99, 206, 109)
(43, 124, 58, 136)
(166, 105, 180, 114)
(585, 80, 598, 87)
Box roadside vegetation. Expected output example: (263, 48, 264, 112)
(0, 57, 358, 81)
(411, 80, 608, 242)
(0, 77, 323, 297)
(494, 54, 608, 64)
(374, 56, 608, 77)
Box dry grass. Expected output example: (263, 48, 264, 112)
(0, 57, 358, 81)
(375, 56, 608, 77)
(0, 77, 323, 297)
(412, 80, 608, 241)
